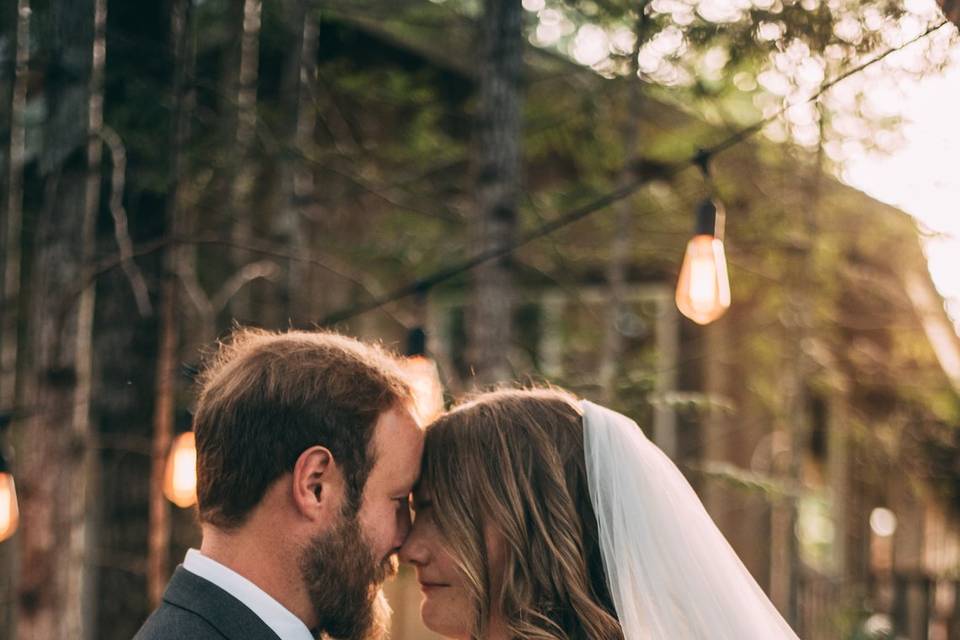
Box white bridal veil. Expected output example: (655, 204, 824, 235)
(581, 400, 801, 640)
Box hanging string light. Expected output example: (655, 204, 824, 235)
(675, 152, 731, 325)
(402, 325, 445, 425)
(0, 450, 19, 542)
(163, 431, 197, 508)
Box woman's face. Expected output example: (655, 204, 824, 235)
(398, 484, 506, 640)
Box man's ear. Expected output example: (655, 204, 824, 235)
(291, 445, 342, 522)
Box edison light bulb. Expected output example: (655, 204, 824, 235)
(164, 432, 198, 508)
(0, 471, 19, 542)
(402, 355, 444, 424)
(676, 235, 731, 324)
(675, 199, 731, 325)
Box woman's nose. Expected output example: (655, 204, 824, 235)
(399, 522, 429, 566)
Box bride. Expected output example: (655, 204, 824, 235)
(399, 387, 801, 640)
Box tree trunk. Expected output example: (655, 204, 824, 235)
(1, 3, 32, 635)
(773, 105, 823, 628)
(467, 0, 523, 386)
(229, 0, 263, 322)
(256, 0, 318, 327)
(286, 0, 321, 322)
(2, 0, 30, 413)
(16, 0, 100, 635)
(147, 271, 178, 608)
(63, 0, 108, 634)
(147, 0, 192, 607)
(599, 8, 646, 404)
(937, 0, 960, 27)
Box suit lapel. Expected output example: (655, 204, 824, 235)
(163, 566, 285, 640)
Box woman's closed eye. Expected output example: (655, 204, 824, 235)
(411, 499, 433, 521)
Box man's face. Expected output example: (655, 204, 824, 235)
(301, 404, 423, 640)
(356, 404, 424, 566)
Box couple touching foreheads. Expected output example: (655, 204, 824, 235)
(135, 328, 801, 640)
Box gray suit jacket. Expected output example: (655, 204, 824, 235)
(133, 567, 284, 640)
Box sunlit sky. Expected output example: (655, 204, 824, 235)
(843, 42, 960, 336)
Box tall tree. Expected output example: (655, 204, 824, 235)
(66, 0, 108, 634)
(16, 0, 101, 636)
(468, 0, 524, 386)
(599, 6, 646, 405)
(285, 0, 321, 322)
(147, 0, 192, 607)
(0, 1, 32, 636)
(228, 0, 263, 321)
(2, 0, 30, 414)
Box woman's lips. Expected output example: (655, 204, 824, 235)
(419, 581, 450, 592)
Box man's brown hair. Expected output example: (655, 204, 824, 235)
(192, 328, 412, 529)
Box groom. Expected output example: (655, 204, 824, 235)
(134, 328, 424, 640)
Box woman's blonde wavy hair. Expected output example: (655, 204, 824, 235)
(421, 387, 623, 640)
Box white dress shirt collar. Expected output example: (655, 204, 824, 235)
(183, 548, 314, 640)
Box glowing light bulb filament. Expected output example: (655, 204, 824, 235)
(676, 199, 731, 325)
(0, 472, 19, 542)
(164, 432, 198, 508)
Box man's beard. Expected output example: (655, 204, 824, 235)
(301, 510, 398, 640)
